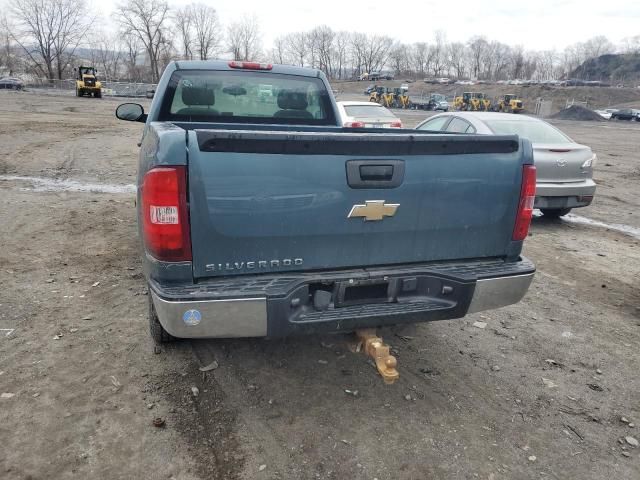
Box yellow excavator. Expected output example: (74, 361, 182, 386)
(76, 66, 102, 98)
(493, 94, 523, 113)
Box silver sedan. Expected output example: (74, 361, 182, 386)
(416, 112, 597, 217)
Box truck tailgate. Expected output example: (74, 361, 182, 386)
(187, 130, 530, 278)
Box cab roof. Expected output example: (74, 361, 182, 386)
(172, 60, 323, 78)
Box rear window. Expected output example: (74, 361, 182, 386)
(344, 105, 396, 118)
(485, 119, 571, 144)
(159, 70, 336, 125)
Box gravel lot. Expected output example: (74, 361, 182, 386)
(0, 91, 638, 480)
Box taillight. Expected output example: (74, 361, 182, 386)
(228, 61, 273, 70)
(141, 166, 192, 262)
(344, 121, 365, 128)
(512, 165, 536, 241)
(390, 121, 403, 128)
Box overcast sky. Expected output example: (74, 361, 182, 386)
(94, 0, 638, 51)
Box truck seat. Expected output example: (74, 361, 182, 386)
(176, 86, 219, 116)
(274, 91, 313, 119)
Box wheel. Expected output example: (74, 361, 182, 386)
(540, 208, 572, 218)
(76, 87, 81, 97)
(149, 294, 175, 343)
(94, 91, 102, 98)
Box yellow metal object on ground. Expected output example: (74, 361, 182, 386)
(354, 329, 399, 384)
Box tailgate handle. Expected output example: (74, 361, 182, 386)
(360, 165, 393, 181)
(346, 160, 405, 189)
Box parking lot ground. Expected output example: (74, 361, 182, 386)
(1, 91, 639, 480)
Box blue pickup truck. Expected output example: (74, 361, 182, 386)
(116, 60, 536, 343)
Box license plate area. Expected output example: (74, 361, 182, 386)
(335, 279, 391, 307)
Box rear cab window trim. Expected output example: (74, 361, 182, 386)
(158, 70, 337, 126)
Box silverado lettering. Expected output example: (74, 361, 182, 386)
(205, 258, 304, 272)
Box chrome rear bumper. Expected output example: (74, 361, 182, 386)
(150, 258, 535, 339)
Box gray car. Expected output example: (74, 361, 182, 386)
(416, 112, 597, 217)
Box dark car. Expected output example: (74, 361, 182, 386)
(611, 108, 639, 121)
(0, 77, 24, 90)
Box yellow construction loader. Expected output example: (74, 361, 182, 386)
(493, 94, 523, 113)
(393, 87, 411, 109)
(379, 88, 395, 108)
(454, 92, 472, 110)
(76, 66, 102, 98)
(471, 92, 491, 111)
(454, 92, 490, 111)
(369, 86, 385, 104)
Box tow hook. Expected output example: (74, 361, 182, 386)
(352, 329, 399, 384)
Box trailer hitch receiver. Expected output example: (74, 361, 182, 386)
(353, 329, 399, 384)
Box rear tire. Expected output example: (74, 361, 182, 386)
(149, 294, 175, 343)
(541, 208, 572, 218)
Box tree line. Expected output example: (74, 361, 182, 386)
(1, 0, 639, 84)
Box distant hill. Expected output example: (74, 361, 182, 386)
(571, 53, 640, 84)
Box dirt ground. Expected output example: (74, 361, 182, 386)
(0, 91, 639, 480)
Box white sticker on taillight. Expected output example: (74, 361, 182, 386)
(150, 205, 179, 224)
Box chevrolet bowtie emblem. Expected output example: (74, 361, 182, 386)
(347, 200, 400, 221)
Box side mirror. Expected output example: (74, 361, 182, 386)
(116, 103, 146, 123)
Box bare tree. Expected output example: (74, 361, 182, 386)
(411, 42, 430, 78)
(122, 32, 143, 82)
(510, 45, 525, 80)
(0, 14, 18, 75)
(191, 4, 221, 60)
(446, 42, 466, 79)
(115, 0, 171, 82)
(10, 0, 91, 80)
(309, 25, 334, 76)
(332, 31, 350, 79)
(284, 32, 309, 67)
(537, 50, 557, 80)
(270, 35, 288, 64)
(174, 5, 194, 60)
(582, 36, 614, 60)
(94, 33, 123, 80)
(621, 35, 640, 54)
(468, 36, 488, 79)
(389, 43, 410, 77)
(351, 33, 393, 75)
(430, 30, 446, 76)
(227, 15, 261, 61)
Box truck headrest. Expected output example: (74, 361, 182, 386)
(277, 90, 308, 110)
(182, 86, 215, 106)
